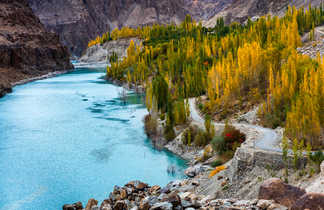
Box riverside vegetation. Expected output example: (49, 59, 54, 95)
(88, 3, 324, 183)
(96, 5, 324, 150)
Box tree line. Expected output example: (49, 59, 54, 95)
(102, 5, 324, 148)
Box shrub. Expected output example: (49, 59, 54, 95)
(194, 129, 207, 147)
(182, 125, 198, 146)
(205, 115, 215, 142)
(198, 103, 204, 111)
(222, 122, 246, 150)
(160, 113, 165, 121)
(310, 150, 324, 171)
(223, 150, 235, 159)
(310, 150, 324, 164)
(211, 136, 226, 154)
(164, 121, 175, 142)
(164, 127, 175, 142)
(211, 160, 223, 167)
(109, 52, 118, 63)
(182, 129, 191, 145)
(144, 114, 157, 136)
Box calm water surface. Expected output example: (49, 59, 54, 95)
(0, 68, 187, 210)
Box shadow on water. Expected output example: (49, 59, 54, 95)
(94, 116, 130, 123)
(89, 148, 112, 162)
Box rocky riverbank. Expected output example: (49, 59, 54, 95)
(63, 180, 286, 210)
(63, 165, 324, 210)
(63, 94, 324, 209)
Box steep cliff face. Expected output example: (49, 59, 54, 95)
(27, 0, 323, 57)
(27, 0, 233, 56)
(0, 0, 73, 97)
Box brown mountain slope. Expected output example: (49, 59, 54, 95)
(27, 0, 323, 57)
(0, 0, 73, 97)
(27, 0, 233, 56)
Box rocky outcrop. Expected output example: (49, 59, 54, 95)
(0, 79, 12, 97)
(64, 180, 286, 210)
(259, 178, 324, 209)
(0, 0, 73, 97)
(259, 178, 306, 208)
(79, 38, 141, 65)
(291, 193, 324, 210)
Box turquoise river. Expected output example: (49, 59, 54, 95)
(0, 68, 187, 210)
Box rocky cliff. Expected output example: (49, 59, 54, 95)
(27, 0, 233, 56)
(0, 0, 73, 97)
(79, 38, 141, 65)
(27, 0, 324, 57)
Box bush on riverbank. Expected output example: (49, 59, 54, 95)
(144, 114, 157, 137)
(181, 124, 215, 147)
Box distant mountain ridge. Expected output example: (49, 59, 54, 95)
(27, 0, 323, 56)
(204, 0, 324, 27)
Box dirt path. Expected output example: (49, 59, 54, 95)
(188, 98, 282, 152)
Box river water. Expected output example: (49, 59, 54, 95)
(0, 68, 187, 210)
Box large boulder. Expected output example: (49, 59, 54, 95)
(63, 201, 83, 210)
(85, 199, 98, 210)
(113, 200, 127, 210)
(291, 193, 324, 210)
(258, 178, 306, 208)
(126, 181, 149, 191)
(184, 164, 205, 177)
(100, 199, 112, 210)
(165, 192, 181, 207)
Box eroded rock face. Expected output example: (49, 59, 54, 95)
(79, 38, 141, 64)
(27, 0, 235, 56)
(26, 0, 181, 56)
(291, 193, 324, 210)
(259, 178, 306, 208)
(27, 0, 324, 56)
(0, 0, 73, 97)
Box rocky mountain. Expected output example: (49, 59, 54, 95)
(27, 0, 234, 56)
(27, 0, 323, 57)
(204, 0, 324, 26)
(0, 0, 73, 97)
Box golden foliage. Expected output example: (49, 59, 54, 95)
(209, 165, 226, 178)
